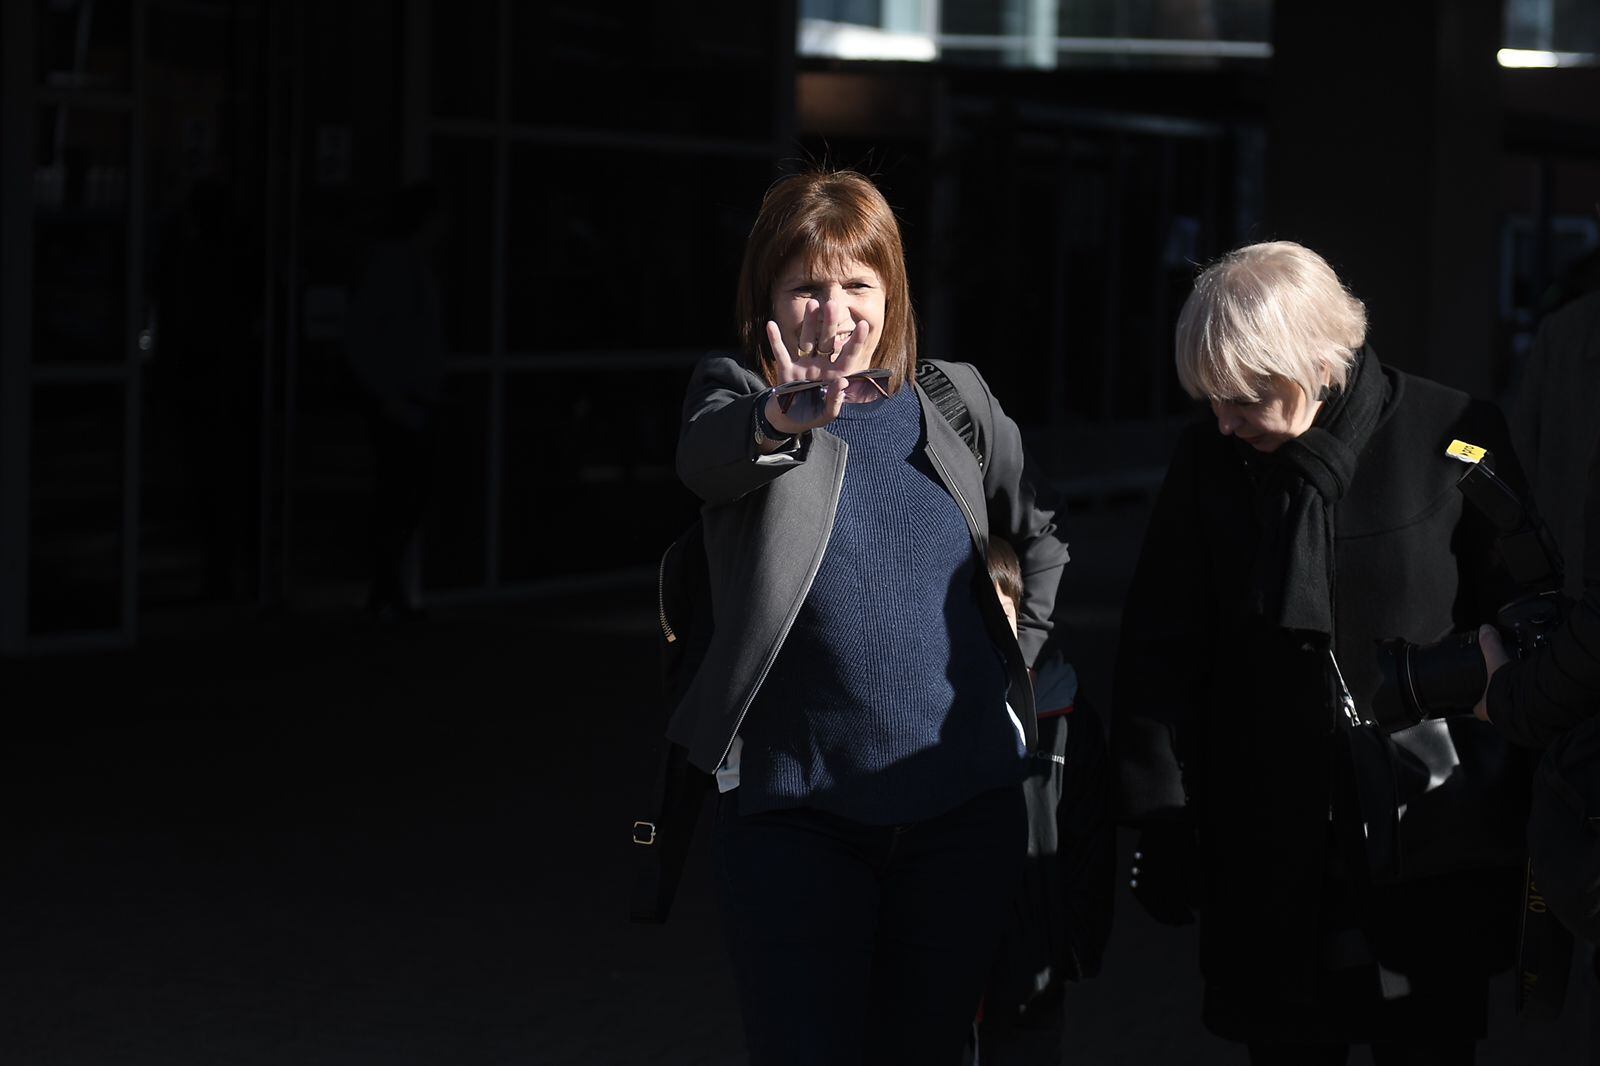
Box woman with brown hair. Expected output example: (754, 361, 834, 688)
(668, 168, 1070, 1064)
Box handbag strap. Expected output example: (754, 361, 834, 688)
(1329, 649, 1362, 727)
(1516, 857, 1575, 1019)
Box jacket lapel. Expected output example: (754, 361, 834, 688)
(915, 382, 989, 546)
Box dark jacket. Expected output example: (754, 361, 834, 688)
(670, 353, 1070, 774)
(1511, 291, 1600, 602)
(1114, 361, 1531, 1039)
(1489, 426, 1600, 748)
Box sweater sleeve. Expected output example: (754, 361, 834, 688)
(1112, 431, 1213, 825)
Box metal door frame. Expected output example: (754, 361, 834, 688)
(403, 0, 793, 603)
(1, 0, 147, 655)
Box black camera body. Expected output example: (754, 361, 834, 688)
(1369, 456, 1566, 734)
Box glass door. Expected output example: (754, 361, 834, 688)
(24, 0, 143, 649)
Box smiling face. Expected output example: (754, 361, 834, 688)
(736, 171, 918, 390)
(1208, 375, 1323, 453)
(769, 255, 886, 375)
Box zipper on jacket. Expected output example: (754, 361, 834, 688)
(657, 545, 677, 644)
(713, 451, 848, 771)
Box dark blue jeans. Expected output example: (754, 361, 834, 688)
(713, 784, 1027, 1066)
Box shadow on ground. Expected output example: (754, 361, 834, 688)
(0, 503, 1592, 1064)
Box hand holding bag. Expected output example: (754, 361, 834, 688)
(1330, 650, 1532, 885)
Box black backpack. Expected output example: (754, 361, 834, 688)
(630, 362, 986, 923)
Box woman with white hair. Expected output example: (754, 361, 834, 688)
(1113, 241, 1532, 1064)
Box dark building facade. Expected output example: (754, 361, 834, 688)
(2, 0, 1598, 654)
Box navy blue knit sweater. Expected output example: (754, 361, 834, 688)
(737, 385, 1024, 825)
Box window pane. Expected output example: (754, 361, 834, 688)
(36, 0, 133, 91)
(281, 406, 371, 600)
(499, 366, 697, 582)
(510, 2, 778, 140)
(504, 146, 768, 353)
(809, 0, 1273, 69)
(429, 136, 494, 355)
(33, 216, 127, 366)
(944, 125, 1236, 421)
(421, 371, 489, 592)
(33, 104, 131, 365)
(801, 0, 884, 23)
(30, 383, 125, 634)
(429, 0, 498, 118)
(1504, 0, 1600, 53)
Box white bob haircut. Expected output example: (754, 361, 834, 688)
(1174, 241, 1368, 404)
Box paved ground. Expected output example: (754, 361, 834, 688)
(1, 503, 1594, 1065)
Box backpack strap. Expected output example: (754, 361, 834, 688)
(917, 360, 987, 474)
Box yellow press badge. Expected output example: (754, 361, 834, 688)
(1446, 439, 1489, 465)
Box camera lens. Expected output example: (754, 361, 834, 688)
(1371, 631, 1487, 733)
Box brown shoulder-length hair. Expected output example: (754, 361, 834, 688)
(985, 536, 1024, 607)
(735, 169, 918, 393)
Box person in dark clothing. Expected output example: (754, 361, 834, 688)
(1475, 451, 1600, 949)
(344, 182, 448, 621)
(1508, 289, 1600, 603)
(1114, 241, 1531, 1065)
(966, 537, 1114, 1066)
(1477, 438, 1600, 749)
(1478, 307, 1600, 950)
(673, 169, 1070, 1065)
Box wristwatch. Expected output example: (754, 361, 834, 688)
(753, 389, 794, 449)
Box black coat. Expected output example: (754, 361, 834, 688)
(1489, 441, 1600, 747)
(1114, 361, 1531, 1041)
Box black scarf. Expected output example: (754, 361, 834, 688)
(1246, 345, 1390, 639)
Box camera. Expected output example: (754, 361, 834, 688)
(1369, 450, 1566, 733)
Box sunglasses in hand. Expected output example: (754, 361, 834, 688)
(771, 369, 891, 421)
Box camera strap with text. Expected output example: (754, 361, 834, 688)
(1515, 857, 1574, 1019)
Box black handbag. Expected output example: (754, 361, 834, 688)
(629, 739, 714, 924)
(630, 521, 716, 925)
(1330, 651, 1532, 885)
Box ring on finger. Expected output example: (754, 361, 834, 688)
(797, 341, 815, 356)
(815, 345, 835, 357)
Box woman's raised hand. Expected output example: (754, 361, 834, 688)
(764, 300, 873, 436)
